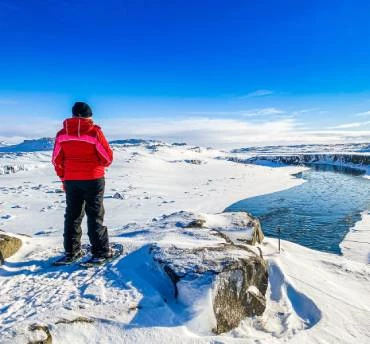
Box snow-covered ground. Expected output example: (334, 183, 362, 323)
(0, 143, 369, 343)
(341, 211, 370, 264)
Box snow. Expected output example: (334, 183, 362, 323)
(0, 143, 369, 343)
(341, 211, 370, 264)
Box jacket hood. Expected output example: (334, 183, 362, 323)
(63, 117, 94, 136)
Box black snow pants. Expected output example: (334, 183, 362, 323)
(64, 178, 109, 256)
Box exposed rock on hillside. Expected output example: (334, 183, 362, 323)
(150, 212, 267, 334)
(184, 159, 204, 165)
(0, 233, 22, 264)
(27, 324, 52, 344)
(151, 241, 268, 334)
(155, 210, 264, 245)
(112, 192, 126, 200)
(225, 154, 370, 172)
(0, 164, 26, 175)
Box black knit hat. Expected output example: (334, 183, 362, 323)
(72, 102, 93, 118)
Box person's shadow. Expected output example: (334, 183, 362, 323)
(0, 244, 191, 330)
(112, 244, 189, 329)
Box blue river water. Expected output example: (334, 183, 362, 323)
(225, 164, 370, 254)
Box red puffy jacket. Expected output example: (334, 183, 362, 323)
(52, 117, 113, 181)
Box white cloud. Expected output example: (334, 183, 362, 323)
(101, 117, 297, 148)
(355, 110, 370, 117)
(102, 117, 370, 148)
(242, 107, 286, 117)
(184, 107, 285, 117)
(241, 89, 274, 98)
(331, 121, 370, 129)
(3, 115, 370, 149)
(290, 108, 324, 116)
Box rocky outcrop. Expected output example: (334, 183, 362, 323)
(55, 316, 94, 325)
(0, 233, 22, 264)
(28, 324, 52, 344)
(231, 142, 370, 154)
(0, 164, 27, 175)
(170, 159, 206, 165)
(113, 192, 126, 200)
(184, 159, 204, 165)
(213, 258, 268, 333)
(252, 154, 370, 166)
(224, 154, 370, 172)
(154, 210, 264, 246)
(23, 318, 94, 344)
(150, 212, 268, 334)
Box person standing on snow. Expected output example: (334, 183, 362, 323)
(52, 102, 113, 264)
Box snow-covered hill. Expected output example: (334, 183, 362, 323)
(0, 137, 171, 153)
(0, 138, 55, 152)
(0, 143, 369, 343)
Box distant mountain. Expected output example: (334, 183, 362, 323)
(0, 138, 54, 152)
(0, 137, 167, 152)
(109, 139, 163, 146)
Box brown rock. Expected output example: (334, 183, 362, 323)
(28, 324, 52, 344)
(0, 233, 22, 264)
(213, 258, 268, 334)
(151, 240, 268, 334)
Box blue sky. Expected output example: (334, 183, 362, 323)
(1, 0, 370, 147)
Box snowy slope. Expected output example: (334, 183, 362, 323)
(0, 144, 369, 343)
(0, 138, 54, 152)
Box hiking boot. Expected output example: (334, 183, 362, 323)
(90, 247, 114, 264)
(53, 249, 84, 266)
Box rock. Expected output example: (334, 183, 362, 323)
(211, 212, 265, 245)
(169, 159, 205, 165)
(229, 154, 370, 173)
(155, 210, 264, 245)
(0, 164, 26, 175)
(113, 192, 126, 200)
(0, 233, 22, 264)
(188, 146, 202, 153)
(185, 219, 206, 228)
(151, 238, 268, 334)
(28, 324, 52, 344)
(184, 159, 204, 165)
(213, 259, 267, 334)
(55, 316, 94, 325)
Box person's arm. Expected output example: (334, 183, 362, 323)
(52, 133, 65, 180)
(95, 126, 113, 167)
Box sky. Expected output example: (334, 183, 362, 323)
(1, 0, 370, 148)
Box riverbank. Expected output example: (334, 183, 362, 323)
(1, 143, 369, 343)
(341, 211, 370, 264)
